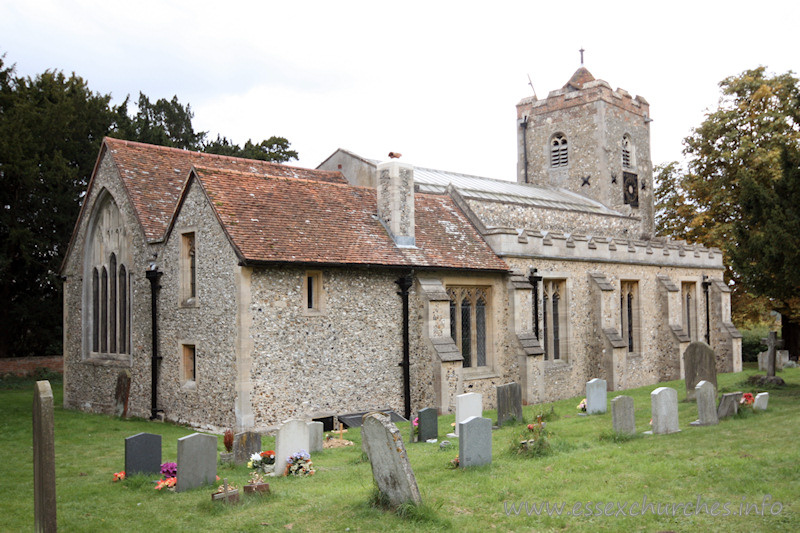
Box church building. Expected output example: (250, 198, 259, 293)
(61, 67, 741, 431)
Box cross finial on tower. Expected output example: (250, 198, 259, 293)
(579, 47, 585, 66)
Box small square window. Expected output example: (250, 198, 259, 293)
(303, 271, 324, 315)
(182, 344, 196, 385)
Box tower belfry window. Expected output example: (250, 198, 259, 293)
(550, 134, 568, 168)
(622, 135, 635, 168)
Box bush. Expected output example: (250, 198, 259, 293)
(740, 324, 772, 362)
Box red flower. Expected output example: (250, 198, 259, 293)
(113, 471, 125, 482)
(741, 393, 754, 405)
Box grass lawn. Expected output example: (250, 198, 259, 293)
(3, 367, 799, 532)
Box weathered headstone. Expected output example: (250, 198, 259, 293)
(176, 433, 217, 492)
(114, 369, 132, 417)
(33, 380, 56, 532)
(233, 431, 261, 464)
(611, 395, 635, 434)
(307, 421, 324, 453)
(585, 378, 607, 414)
(717, 392, 743, 419)
(125, 432, 162, 475)
(690, 380, 718, 426)
(649, 387, 680, 435)
(417, 407, 438, 442)
(753, 392, 769, 411)
(450, 392, 482, 437)
(762, 332, 784, 378)
(496, 383, 523, 427)
(683, 342, 717, 401)
(361, 413, 422, 507)
(458, 416, 492, 468)
(275, 419, 310, 475)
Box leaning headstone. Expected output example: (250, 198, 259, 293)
(753, 392, 769, 411)
(458, 416, 492, 468)
(417, 407, 438, 442)
(114, 369, 132, 417)
(683, 342, 717, 401)
(611, 395, 635, 435)
(690, 380, 718, 426)
(361, 413, 422, 507)
(233, 431, 261, 464)
(34, 380, 57, 532)
(450, 392, 482, 437)
(649, 387, 680, 435)
(275, 419, 310, 475)
(496, 383, 523, 427)
(307, 421, 324, 453)
(585, 378, 607, 414)
(176, 433, 217, 492)
(125, 433, 162, 475)
(717, 392, 743, 419)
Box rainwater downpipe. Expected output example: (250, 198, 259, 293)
(395, 274, 413, 421)
(529, 268, 542, 340)
(146, 264, 163, 420)
(520, 116, 529, 184)
(702, 275, 711, 345)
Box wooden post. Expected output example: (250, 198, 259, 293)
(33, 380, 56, 532)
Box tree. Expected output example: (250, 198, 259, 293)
(111, 92, 205, 150)
(656, 67, 800, 352)
(0, 56, 114, 357)
(203, 135, 298, 163)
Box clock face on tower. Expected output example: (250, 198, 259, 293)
(623, 171, 639, 208)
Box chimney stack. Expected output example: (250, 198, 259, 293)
(377, 160, 415, 247)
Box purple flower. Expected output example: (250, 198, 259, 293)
(160, 462, 177, 478)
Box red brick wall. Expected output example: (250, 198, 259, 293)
(0, 356, 63, 376)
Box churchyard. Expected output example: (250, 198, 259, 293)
(7, 366, 800, 532)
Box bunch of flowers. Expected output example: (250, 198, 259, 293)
(514, 415, 551, 457)
(413, 417, 419, 436)
(448, 455, 460, 469)
(155, 477, 176, 490)
(740, 393, 755, 406)
(285, 450, 315, 476)
(112, 471, 125, 482)
(577, 398, 587, 412)
(223, 429, 234, 453)
(160, 462, 177, 478)
(248, 450, 276, 473)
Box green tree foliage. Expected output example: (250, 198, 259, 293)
(203, 135, 298, 162)
(112, 92, 205, 150)
(0, 56, 114, 357)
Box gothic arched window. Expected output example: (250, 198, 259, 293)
(448, 287, 490, 369)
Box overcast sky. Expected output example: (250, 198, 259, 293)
(1, 0, 797, 180)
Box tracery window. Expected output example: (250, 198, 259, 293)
(448, 287, 489, 368)
(542, 280, 567, 360)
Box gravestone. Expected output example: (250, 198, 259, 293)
(458, 416, 492, 468)
(717, 392, 743, 419)
(176, 433, 217, 492)
(611, 395, 635, 434)
(450, 392, 482, 437)
(758, 350, 789, 371)
(114, 369, 132, 417)
(275, 419, 310, 475)
(417, 407, 438, 442)
(754, 392, 769, 411)
(496, 383, 523, 427)
(683, 342, 717, 401)
(585, 378, 607, 414)
(233, 431, 261, 464)
(690, 380, 718, 426)
(361, 413, 422, 507)
(307, 421, 324, 453)
(34, 380, 57, 532)
(125, 433, 162, 475)
(649, 387, 680, 435)
(762, 332, 784, 378)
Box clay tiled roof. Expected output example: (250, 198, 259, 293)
(192, 166, 508, 271)
(563, 67, 595, 90)
(104, 137, 346, 242)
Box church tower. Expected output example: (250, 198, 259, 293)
(516, 66, 655, 238)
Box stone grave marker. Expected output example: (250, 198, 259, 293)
(683, 342, 717, 401)
(233, 431, 261, 464)
(649, 387, 680, 435)
(361, 413, 422, 507)
(717, 392, 743, 419)
(34, 380, 57, 532)
(611, 395, 635, 435)
(417, 407, 438, 442)
(586, 378, 607, 414)
(496, 382, 523, 427)
(449, 392, 482, 437)
(458, 416, 492, 468)
(176, 433, 217, 492)
(307, 421, 324, 453)
(275, 419, 310, 475)
(690, 380, 718, 426)
(125, 433, 162, 475)
(762, 332, 784, 377)
(754, 392, 769, 411)
(114, 369, 132, 417)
